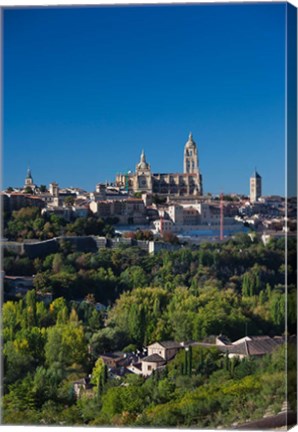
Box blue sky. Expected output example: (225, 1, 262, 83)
(3, 3, 286, 195)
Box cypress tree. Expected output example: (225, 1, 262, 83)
(184, 349, 188, 375)
(188, 346, 193, 376)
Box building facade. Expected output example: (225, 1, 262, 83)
(115, 133, 203, 197)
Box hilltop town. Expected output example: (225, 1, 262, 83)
(1, 134, 296, 428)
(2, 134, 296, 249)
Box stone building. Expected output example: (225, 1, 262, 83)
(250, 170, 262, 202)
(115, 133, 203, 197)
(90, 198, 146, 224)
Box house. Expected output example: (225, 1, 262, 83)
(140, 354, 166, 377)
(216, 335, 284, 359)
(99, 352, 128, 369)
(147, 341, 182, 361)
(127, 340, 193, 377)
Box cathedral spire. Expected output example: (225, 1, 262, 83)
(140, 149, 146, 162)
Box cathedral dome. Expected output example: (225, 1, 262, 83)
(137, 150, 150, 170)
(185, 132, 197, 149)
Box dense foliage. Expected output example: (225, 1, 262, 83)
(4, 207, 115, 241)
(2, 218, 296, 426)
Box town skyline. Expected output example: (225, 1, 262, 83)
(4, 3, 286, 195)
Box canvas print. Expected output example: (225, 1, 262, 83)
(1, 1, 297, 429)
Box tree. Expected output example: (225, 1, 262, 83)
(44, 321, 87, 371)
(24, 186, 33, 194)
(52, 253, 64, 273)
(128, 304, 146, 345)
(120, 265, 148, 290)
(33, 271, 51, 292)
(39, 185, 47, 193)
(3, 339, 35, 386)
(24, 289, 37, 328)
(2, 301, 20, 341)
(91, 358, 108, 398)
(64, 196, 75, 206)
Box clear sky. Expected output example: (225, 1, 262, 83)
(3, 3, 286, 195)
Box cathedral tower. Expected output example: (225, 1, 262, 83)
(184, 133, 199, 174)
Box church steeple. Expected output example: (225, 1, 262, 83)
(25, 166, 34, 187)
(26, 167, 32, 180)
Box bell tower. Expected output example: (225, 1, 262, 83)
(184, 133, 199, 174)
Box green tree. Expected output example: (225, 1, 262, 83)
(45, 321, 87, 371)
(39, 185, 47, 193)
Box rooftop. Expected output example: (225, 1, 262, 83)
(218, 335, 283, 356)
(142, 354, 166, 363)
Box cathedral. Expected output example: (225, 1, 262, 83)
(115, 133, 203, 197)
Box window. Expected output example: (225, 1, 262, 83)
(148, 365, 152, 371)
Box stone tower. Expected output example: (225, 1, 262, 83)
(184, 133, 199, 174)
(49, 182, 59, 207)
(250, 170, 262, 202)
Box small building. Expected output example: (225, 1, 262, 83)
(147, 341, 182, 361)
(73, 377, 94, 399)
(99, 352, 127, 369)
(140, 354, 166, 377)
(153, 218, 173, 234)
